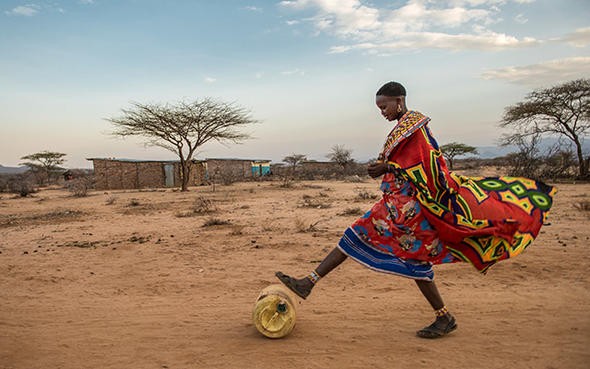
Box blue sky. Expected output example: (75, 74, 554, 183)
(1, 0, 589, 168)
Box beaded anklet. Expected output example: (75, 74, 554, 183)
(306, 270, 321, 284)
(434, 306, 449, 317)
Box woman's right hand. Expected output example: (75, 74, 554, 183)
(367, 162, 388, 178)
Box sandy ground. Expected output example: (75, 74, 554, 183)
(0, 178, 589, 369)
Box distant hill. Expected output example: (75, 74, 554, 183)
(0, 165, 29, 174)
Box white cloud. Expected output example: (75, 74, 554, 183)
(244, 6, 262, 12)
(279, 0, 539, 52)
(557, 27, 590, 48)
(281, 68, 305, 76)
(204, 77, 217, 83)
(5, 5, 39, 16)
(481, 57, 590, 86)
(514, 13, 528, 24)
(79, 0, 95, 4)
(330, 31, 539, 53)
(286, 20, 300, 25)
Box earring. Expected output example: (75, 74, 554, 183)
(397, 105, 402, 113)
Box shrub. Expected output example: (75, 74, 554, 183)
(65, 177, 92, 197)
(354, 187, 378, 200)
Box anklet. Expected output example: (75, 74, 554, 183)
(306, 270, 321, 284)
(434, 306, 448, 317)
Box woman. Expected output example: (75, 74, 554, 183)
(276, 81, 555, 339)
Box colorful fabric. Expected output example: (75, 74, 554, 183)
(338, 228, 434, 281)
(347, 110, 555, 274)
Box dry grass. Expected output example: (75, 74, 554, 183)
(202, 218, 231, 227)
(354, 187, 378, 201)
(105, 195, 117, 205)
(338, 207, 364, 216)
(0, 209, 86, 228)
(298, 194, 331, 209)
(294, 218, 322, 233)
(127, 198, 141, 207)
(574, 200, 590, 212)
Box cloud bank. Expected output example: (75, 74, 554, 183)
(481, 56, 590, 86)
(280, 0, 543, 52)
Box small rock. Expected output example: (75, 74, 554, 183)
(23, 251, 28, 255)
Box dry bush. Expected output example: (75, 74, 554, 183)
(302, 184, 324, 189)
(65, 177, 92, 197)
(279, 175, 294, 188)
(354, 187, 378, 200)
(192, 196, 216, 214)
(338, 207, 364, 216)
(176, 197, 216, 217)
(294, 218, 322, 233)
(202, 218, 231, 227)
(298, 195, 331, 209)
(105, 195, 117, 205)
(127, 198, 141, 207)
(2, 173, 37, 197)
(574, 200, 590, 212)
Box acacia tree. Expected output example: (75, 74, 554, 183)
(440, 142, 478, 169)
(327, 144, 354, 172)
(108, 99, 257, 191)
(283, 154, 307, 178)
(20, 151, 66, 185)
(500, 78, 590, 178)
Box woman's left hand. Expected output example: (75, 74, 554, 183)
(367, 162, 388, 178)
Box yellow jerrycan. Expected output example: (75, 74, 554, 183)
(252, 283, 297, 338)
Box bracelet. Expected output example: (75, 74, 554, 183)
(434, 306, 449, 317)
(306, 270, 321, 284)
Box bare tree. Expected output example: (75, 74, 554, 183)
(500, 79, 590, 178)
(108, 99, 257, 191)
(440, 142, 478, 169)
(327, 144, 354, 171)
(20, 151, 67, 185)
(283, 154, 307, 179)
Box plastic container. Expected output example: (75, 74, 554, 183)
(252, 284, 297, 338)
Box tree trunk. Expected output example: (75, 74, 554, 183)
(178, 151, 189, 192)
(573, 136, 588, 178)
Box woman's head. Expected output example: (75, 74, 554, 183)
(376, 81, 407, 121)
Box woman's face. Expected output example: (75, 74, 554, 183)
(375, 95, 402, 121)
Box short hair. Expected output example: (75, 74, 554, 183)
(376, 81, 406, 97)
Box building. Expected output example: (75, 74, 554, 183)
(88, 157, 271, 190)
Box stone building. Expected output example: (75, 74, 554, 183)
(87, 158, 206, 190)
(88, 157, 271, 190)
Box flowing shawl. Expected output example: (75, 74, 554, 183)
(362, 110, 555, 273)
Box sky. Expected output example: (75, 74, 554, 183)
(1, 0, 589, 168)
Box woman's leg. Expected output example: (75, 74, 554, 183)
(276, 247, 347, 299)
(414, 279, 457, 338)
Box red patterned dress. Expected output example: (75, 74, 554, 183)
(337, 111, 555, 280)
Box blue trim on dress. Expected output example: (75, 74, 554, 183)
(337, 228, 434, 281)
